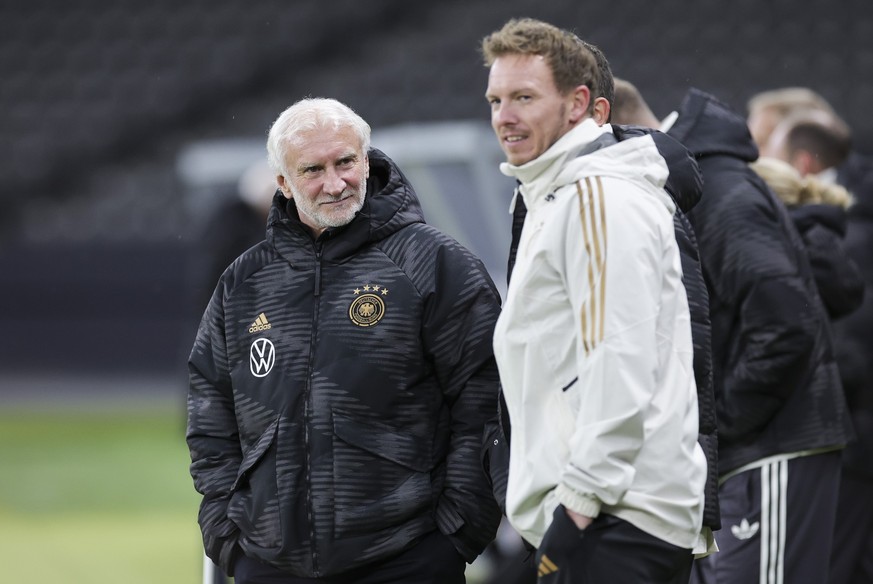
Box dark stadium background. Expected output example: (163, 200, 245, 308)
(1, 1, 870, 581)
(2, 0, 870, 388)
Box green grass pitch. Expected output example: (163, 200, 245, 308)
(0, 405, 203, 583)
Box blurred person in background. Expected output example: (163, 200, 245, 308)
(824, 146, 873, 584)
(191, 159, 277, 312)
(186, 97, 502, 584)
(761, 111, 852, 182)
(610, 78, 662, 129)
(746, 86, 873, 212)
(746, 87, 839, 152)
(189, 159, 277, 584)
(752, 98, 873, 583)
(614, 81, 854, 584)
(750, 156, 864, 321)
(482, 18, 710, 583)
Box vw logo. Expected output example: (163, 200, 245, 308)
(250, 338, 275, 377)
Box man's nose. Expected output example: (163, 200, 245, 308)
(493, 103, 516, 127)
(323, 168, 346, 195)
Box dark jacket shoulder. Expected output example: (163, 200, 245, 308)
(789, 204, 864, 319)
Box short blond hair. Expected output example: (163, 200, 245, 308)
(481, 18, 601, 100)
(747, 87, 837, 119)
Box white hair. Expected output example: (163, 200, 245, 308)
(266, 98, 371, 177)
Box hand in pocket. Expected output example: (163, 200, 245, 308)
(535, 504, 584, 576)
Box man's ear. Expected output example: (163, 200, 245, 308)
(568, 84, 592, 125)
(592, 97, 611, 126)
(277, 175, 293, 199)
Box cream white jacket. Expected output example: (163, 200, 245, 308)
(493, 119, 707, 551)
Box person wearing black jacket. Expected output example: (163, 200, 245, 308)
(767, 114, 873, 583)
(747, 87, 873, 582)
(662, 89, 854, 584)
(751, 156, 864, 320)
(830, 155, 873, 584)
(186, 98, 502, 583)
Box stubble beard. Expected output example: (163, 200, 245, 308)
(291, 172, 367, 230)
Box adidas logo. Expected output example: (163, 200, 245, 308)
(537, 553, 559, 577)
(248, 313, 272, 333)
(730, 518, 760, 540)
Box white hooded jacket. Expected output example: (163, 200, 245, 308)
(493, 119, 708, 551)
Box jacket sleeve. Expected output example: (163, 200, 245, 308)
(675, 211, 721, 532)
(422, 242, 503, 561)
(717, 278, 816, 440)
(186, 284, 243, 574)
(554, 184, 670, 519)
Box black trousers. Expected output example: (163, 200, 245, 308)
(535, 505, 692, 584)
(691, 451, 841, 584)
(829, 469, 873, 583)
(232, 529, 466, 584)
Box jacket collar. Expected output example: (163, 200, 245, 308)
(500, 119, 612, 212)
(265, 148, 425, 266)
(501, 119, 674, 215)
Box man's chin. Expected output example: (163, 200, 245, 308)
(322, 208, 361, 229)
(502, 149, 533, 166)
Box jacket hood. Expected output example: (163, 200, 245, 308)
(556, 124, 675, 214)
(613, 125, 703, 214)
(667, 88, 759, 163)
(361, 147, 427, 239)
(265, 147, 425, 262)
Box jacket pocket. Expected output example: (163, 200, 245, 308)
(554, 377, 580, 441)
(227, 417, 282, 549)
(480, 419, 509, 515)
(332, 413, 433, 538)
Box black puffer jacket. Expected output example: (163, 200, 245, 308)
(835, 152, 873, 477)
(669, 88, 854, 474)
(789, 204, 864, 319)
(490, 127, 721, 532)
(187, 148, 502, 577)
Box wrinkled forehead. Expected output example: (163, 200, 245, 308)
(287, 125, 365, 164)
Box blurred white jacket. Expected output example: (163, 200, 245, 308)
(494, 119, 707, 551)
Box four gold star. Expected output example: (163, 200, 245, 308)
(352, 284, 388, 296)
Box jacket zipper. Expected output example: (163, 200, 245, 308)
(305, 242, 323, 574)
(314, 246, 322, 297)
